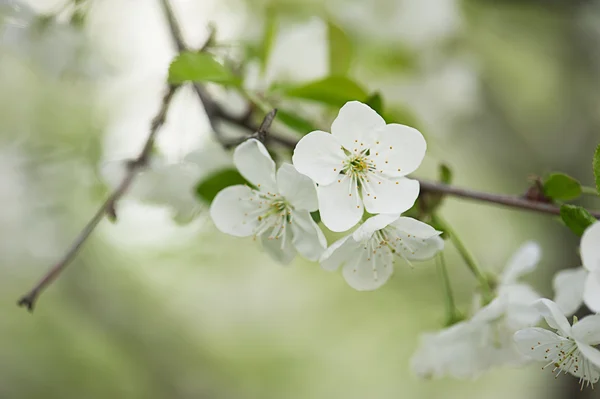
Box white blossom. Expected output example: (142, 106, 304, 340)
(319, 214, 443, 290)
(292, 101, 426, 232)
(411, 242, 542, 379)
(210, 139, 326, 264)
(514, 299, 600, 389)
(553, 221, 600, 315)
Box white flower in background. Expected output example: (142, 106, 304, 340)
(514, 298, 600, 389)
(553, 222, 600, 315)
(292, 101, 426, 232)
(320, 214, 443, 290)
(210, 139, 326, 264)
(101, 142, 232, 224)
(411, 242, 542, 379)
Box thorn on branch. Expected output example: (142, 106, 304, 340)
(17, 293, 36, 313)
(256, 108, 277, 143)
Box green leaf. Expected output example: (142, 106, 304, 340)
(168, 52, 239, 86)
(281, 76, 368, 107)
(543, 173, 582, 201)
(327, 21, 353, 76)
(276, 109, 318, 135)
(195, 169, 248, 203)
(365, 92, 384, 115)
(594, 144, 600, 194)
(259, 8, 277, 74)
(439, 164, 453, 185)
(310, 211, 321, 224)
(560, 204, 596, 236)
(382, 106, 420, 130)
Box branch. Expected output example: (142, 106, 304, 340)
(158, 0, 600, 221)
(17, 85, 179, 312)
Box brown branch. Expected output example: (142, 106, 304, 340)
(17, 85, 179, 312)
(158, 0, 600, 222)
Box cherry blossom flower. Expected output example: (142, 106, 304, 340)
(319, 214, 443, 290)
(292, 101, 426, 232)
(411, 242, 542, 379)
(210, 139, 326, 264)
(514, 298, 600, 389)
(553, 222, 600, 315)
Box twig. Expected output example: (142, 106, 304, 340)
(158, 0, 600, 221)
(17, 85, 179, 312)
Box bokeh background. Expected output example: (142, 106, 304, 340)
(1, 0, 599, 398)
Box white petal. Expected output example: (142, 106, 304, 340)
(499, 284, 542, 330)
(319, 234, 358, 271)
(342, 245, 394, 290)
(317, 176, 363, 232)
(233, 139, 277, 192)
(362, 176, 420, 215)
(352, 213, 399, 242)
(501, 242, 541, 284)
(471, 296, 507, 324)
(330, 101, 385, 150)
(209, 185, 260, 237)
(261, 233, 296, 265)
(290, 210, 327, 261)
(276, 163, 318, 211)
(513, 327, 567, 361)
(581, 222, 600, 272)
(292, 130, 345, 185)
(572, 315, 600, 345)
(583, 270, 600, 313)
(369, 123, 426, 177)
(533, 299, 572, 337)
(184, 140, 232, 175)
(576, 341, 600, 368)
(388, 217, 443, 261)
(553, 267, 587, 316)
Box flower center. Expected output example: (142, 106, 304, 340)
(343, 153, 376, 181)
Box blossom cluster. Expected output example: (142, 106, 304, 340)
(210, 101, 444, 290)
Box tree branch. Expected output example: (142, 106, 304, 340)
(17, 84, 179, 312)
(158, 0, 600, 222)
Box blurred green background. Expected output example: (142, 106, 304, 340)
(1, 0, 599, 398)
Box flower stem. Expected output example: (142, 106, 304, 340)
(436, 252, 461, 325)
(432, 214, 494, 303)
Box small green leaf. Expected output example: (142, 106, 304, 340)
(365, 92, 384, 115)
(276, 109, 318, 135)
(560, 204, 596, 236)
(327, 21, 353, 76)
(195, 169, 248, 203)
(168, 52, 239, 86)
(543, 173, 582, 201)
(281, 76, 368, 107)
(310, 211, 321, 224)
(439, 164, 453, 185)
(594, 144, 600, 194)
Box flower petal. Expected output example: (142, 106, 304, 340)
(553, 267, 587, 316)
(330, 101, 385, 150)
(501, 242, 541, 284)
(233, 139, 277, 192)
(582, 222, 600, 272)
(276, 163, 318, 211)
(388, 217, 443, 261)
(513, 327, 567, 361)
(576, 341, 600, 368)
(370, 123, 426, 177)
(362, 176, 420, 215)
(210, 185, 261, 237)
(261, 233, 296, 265)
(290, 210, 327, 261)
(352, 213, 399, 242)
(342, 245, 394, 290)
(583, 270, 600, 313)
(533, 298, 572, 337)
(319, 234, 359, 271)
(292, 130, 345, 185)
(317, 175, 363, 232)
(572, 315, 600, 345)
